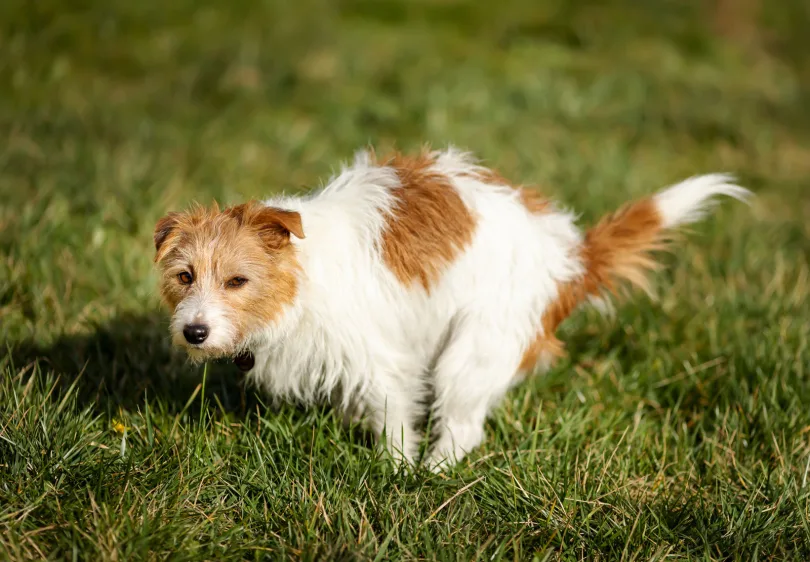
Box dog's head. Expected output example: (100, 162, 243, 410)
(153, 201, 304, 362)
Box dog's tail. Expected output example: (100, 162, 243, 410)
(543, 174, 752, 340)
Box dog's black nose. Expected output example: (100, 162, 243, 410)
(183, 324, 209, 344)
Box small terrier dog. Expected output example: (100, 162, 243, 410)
(154, 148, 750, 470)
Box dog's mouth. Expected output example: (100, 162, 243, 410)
(233, 351, 255, 372)
(183, 347, 255, 372)
(183, 344, 227, 362)
(171, 329, 254, 370)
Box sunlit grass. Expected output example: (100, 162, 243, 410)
(2, 0, 809, 559)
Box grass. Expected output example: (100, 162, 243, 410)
(2, 0, 810, 559)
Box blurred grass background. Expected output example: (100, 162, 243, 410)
(1, 0, 809, 559)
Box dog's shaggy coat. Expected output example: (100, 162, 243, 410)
(154, 148, 750, 469)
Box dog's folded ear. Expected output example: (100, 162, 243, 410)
(256, 207, 305, 241)
(225, 202, 305, 248)
(154, 212, 180, 261)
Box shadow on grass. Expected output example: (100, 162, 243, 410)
(6, 312, 377, 447)
(7, 313, 259, 416)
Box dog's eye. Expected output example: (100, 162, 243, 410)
(226, 276, 248, 288)
(177, 271, 193, 285)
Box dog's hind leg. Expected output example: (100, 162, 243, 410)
(424, 312, 525, 471)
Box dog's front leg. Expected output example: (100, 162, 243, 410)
(363, 375, 421, 468)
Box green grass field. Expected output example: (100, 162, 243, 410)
(2, 0, 810, 559)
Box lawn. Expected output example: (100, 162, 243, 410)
(2, 0, 810, 559)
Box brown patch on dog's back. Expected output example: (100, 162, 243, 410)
(377, 152, 477, 291)
(519, 198, 665, 373)
(518, 188, 551, 214)
(460, 163, 551, 215)
(465, 166, 509, 186)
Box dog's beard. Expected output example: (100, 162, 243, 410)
(183, 347, 255, 373)
(183, 345, 231, 364)
(175, 332, 255, 371)
(174, 331, 239, 363)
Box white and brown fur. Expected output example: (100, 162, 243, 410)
(153, 147, 750, 470)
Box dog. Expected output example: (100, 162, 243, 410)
(153, 147, 750, 470)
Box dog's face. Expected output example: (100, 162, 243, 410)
(153, 201, 304, 362)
